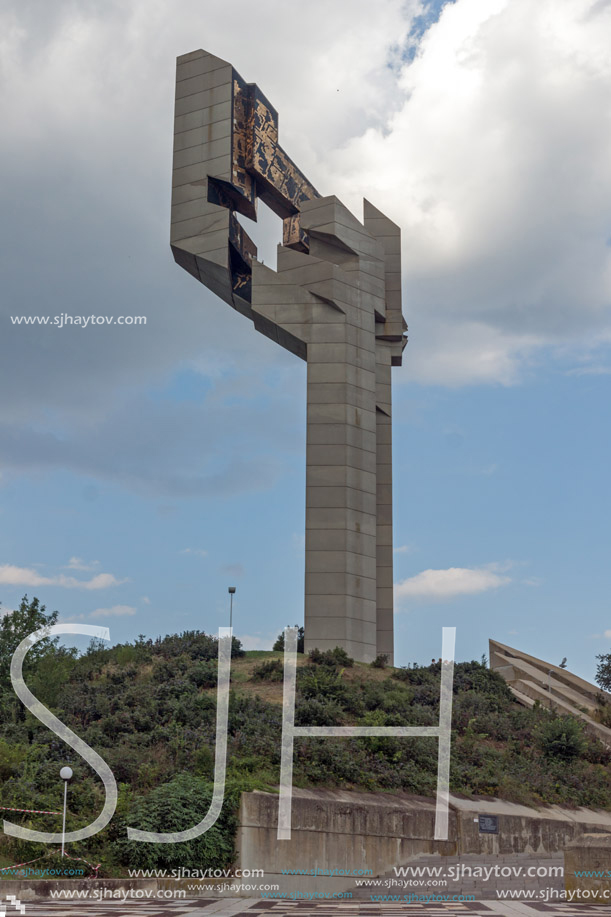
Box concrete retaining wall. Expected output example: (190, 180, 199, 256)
(8, 789, 611, 901)
(237, 788, 611, 884)
(451, 795, 611, 855)
(238, 787, 456, 884)
(565, 832, 611, 905)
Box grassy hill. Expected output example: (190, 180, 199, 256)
(0, 597, 610, 876)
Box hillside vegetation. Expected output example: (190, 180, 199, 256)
(0, 596, 610, 876)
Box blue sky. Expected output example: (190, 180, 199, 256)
(1, 0, 611, 681)
(2, 359, 609, 678)
(405, 0, 457, 58)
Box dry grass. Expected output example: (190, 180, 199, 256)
(195, 650, 402, 706)
(227, 652, 399, 705)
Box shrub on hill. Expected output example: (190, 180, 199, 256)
(1, 596, 610, 876)
(308, 646, 354, 668)
(251, 659, 284, 682)
(538, 716, 586, 760)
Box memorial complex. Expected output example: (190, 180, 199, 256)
(171, 50, 407, 663)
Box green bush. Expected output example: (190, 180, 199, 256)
(297, 665, 348, 702)
(295, 697, 344, 726)
(538, 716, 586, 760)
(251, 659, 284, 682)
(392, 665, 437, 686)
(109, 773, 238, 870)
(594, 695, 611, 728)
(308, 647, 354, 668)
(189, 661, 218, 689)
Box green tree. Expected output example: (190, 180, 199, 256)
(595, 653, 611, 692)
(0, 595, 59, 688)
(273, 626, 304, 653)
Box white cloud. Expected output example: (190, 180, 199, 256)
(239, 633, 276, 651)
(394, 544, 416, 555)
(140, 595, 151, 605)
(604, 629, 611, 639)
(395, 563, 511, 601)
(65, 557, 100, 571)
(89, 605, 137, 618)
(79, 573, 125, 590)
(322, 0, 611, 385)
(566, 365, 611, 377)
(0, 564, 125, 590)
(180, 548, 208, 558)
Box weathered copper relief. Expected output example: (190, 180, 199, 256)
(231, 75, 256, 214)
(282, 213, 309, 253)
(209, 68, 324, 303)
(228, 212, 255, 299)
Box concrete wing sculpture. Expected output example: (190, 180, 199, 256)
(171, 50, 407, 663)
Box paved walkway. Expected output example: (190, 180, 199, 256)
(351, 853, 565, 900)
(11, 899, 608, 916)
(1, 853, 600, 916)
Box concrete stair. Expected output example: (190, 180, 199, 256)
(490, 639, 611, 748)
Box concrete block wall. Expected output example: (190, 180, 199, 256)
(237, 787, 611, 885)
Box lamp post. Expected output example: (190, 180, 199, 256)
(60, 766, 73, 857)
(548, 669, 554, 710)
(228, 586, 236, 630)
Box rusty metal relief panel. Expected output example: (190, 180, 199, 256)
(231, 75, 256, 215)
(222, 71, 322, 290)
(282, 213, 309, 252)
(229, 77, 320, 221)
(250, 87, 319, 218)
(229, 212, 256, 299)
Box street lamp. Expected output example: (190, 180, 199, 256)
(60, 766, 73, 857)
(548, 669, 554, 710)
(228, 586, 236, 630)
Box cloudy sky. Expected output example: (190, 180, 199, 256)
(1, 0, 610, 679)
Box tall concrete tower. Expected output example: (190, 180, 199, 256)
(171, 50, 407, 663)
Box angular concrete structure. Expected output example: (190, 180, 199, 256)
(490, 639, 611, 747)
(171, 50, 407, 663)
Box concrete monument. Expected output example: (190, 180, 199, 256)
(490, 639, 611, 747)
(171, 50, 407, 663)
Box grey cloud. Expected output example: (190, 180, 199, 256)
(0, 383, 302, 497)
(2, 0, 609, 440)
(4, 0, 392, 429)
(585, 0, 611, 18)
